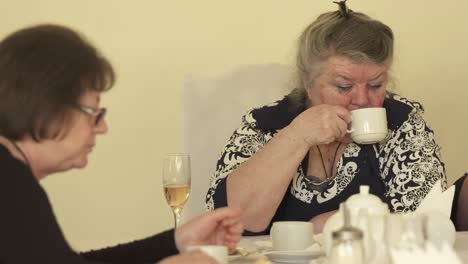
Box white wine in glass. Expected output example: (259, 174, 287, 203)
(163, 153, 191, 228)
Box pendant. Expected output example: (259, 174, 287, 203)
(305, 175, 329, 192)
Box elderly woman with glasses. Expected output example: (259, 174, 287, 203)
(0, 24, 243, 263)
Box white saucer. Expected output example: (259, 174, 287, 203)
(265, 249, 324, 263)
(228, 254, 241, 261)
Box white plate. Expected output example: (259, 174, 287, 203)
(265, 250, 324, 263)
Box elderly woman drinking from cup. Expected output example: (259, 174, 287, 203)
(0, 24, 243, 263)
(206, 1, 446, 235)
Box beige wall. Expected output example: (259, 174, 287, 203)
(1, 0, 467, 250)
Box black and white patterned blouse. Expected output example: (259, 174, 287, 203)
(206, 94, 447, 234)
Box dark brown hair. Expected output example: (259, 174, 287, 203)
(0, 24, 115, 141)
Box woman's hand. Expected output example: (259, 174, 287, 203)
(309, 210, 337, 234)
(288, 104, 351, 147)
(175, 207, 243, 253)
(158, 250, 217, 264)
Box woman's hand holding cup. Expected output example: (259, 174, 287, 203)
(288, 104, 351, 147)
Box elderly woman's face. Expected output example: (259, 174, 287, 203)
(53, 90, 108, 171)
(306, 55, 387, 110)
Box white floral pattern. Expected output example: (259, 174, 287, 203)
(378, 99, 447, 212)
(205, 112, 276, 210)
(206, 95, 447, 214)
(343, 143, 360, 158)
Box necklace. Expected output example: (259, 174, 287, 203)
(305, 142, 342, 192)
(9, 140, 31, 168)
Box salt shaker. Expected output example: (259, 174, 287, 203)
(327, 204, 365, 264)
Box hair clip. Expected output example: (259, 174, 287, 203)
(333, 0, 350, 18)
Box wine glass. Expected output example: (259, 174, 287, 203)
(384, 213, 424, 250)
(162, 153, 191, 228)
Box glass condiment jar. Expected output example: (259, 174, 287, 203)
(326, 203, 365, 264)
(327, 227, 365, 264)
(323, 185, 389, 256)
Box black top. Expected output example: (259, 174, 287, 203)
(0, 144, 178, 263)
(450, 173, 467, 231)
(206, 94, 447, 235)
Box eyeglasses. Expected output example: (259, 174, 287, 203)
(75, 105, 107, 126)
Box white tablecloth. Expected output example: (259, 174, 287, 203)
(454, 231, 468, 263)
(232, 232, 468, 263)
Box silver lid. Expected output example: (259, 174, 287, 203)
(332, 226, 363, 240)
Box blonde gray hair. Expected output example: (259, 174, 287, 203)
(290, 10, 394, 107)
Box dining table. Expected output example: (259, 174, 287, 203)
(230, 231, 468, 264)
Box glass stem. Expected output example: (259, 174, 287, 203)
(172, 207, 182, 228)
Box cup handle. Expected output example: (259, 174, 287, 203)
(346, 116, 353, 134)
(269, 225, 276, 246)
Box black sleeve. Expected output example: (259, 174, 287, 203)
(81, 229, 179, 263)
(0, 152, 102, 264)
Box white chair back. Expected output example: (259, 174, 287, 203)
(181, 64, 293, 222)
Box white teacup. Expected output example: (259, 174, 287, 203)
(270, 221, 315, 251)
(349, 107, 388, 144)
(186, 245, 228, 264)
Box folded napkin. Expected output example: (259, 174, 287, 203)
(416, 180, 455, 217)
(390, 242, 462, 264)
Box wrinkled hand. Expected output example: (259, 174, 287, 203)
(288, 104, 351, 146)
(310, 210, 337, 234)
(175, 207, 243, 253)
(158, 250, 217, 264)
